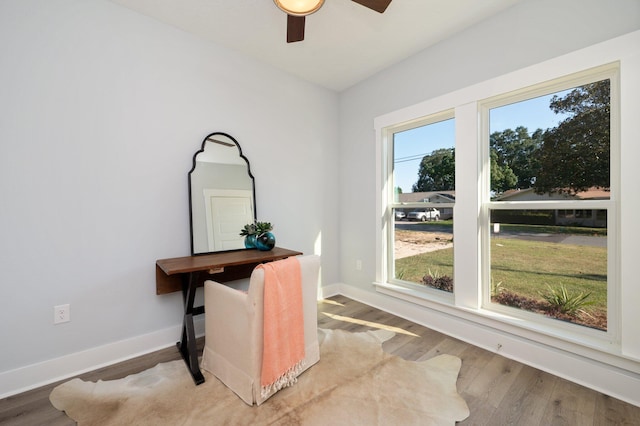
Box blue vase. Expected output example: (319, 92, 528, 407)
(256, 232, 276, 251)
(244, 234, 257, 249)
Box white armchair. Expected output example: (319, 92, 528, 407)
(200, 254, 320, 405)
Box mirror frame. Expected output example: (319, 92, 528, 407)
(188, 132, 256, 255)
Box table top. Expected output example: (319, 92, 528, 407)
(156, 247, 303, 276)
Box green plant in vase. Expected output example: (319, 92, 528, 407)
(240, 223, 258, 249)
(240, 221, 276, 250)
(255, 221, 276, 251)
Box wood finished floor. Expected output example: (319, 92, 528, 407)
(1, 295, 639, 425)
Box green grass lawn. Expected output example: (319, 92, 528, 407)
(490, 237, 606, 311)
(395, 237, 607, 312)
(395, 248, 453, 284)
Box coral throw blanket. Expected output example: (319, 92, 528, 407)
(257, 257, 305, 398)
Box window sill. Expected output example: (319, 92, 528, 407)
(374, 281, 640, 373)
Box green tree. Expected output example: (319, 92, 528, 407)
(490, 149, 518, 193)
(490, 126, 543, 189)
(535, 80, 610, 195)
(413, 148, 455, 192)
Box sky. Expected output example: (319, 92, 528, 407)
(393, 92, 571, 193)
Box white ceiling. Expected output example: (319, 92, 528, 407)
(110, 0, 520, 92)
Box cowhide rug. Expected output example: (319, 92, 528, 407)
(50, 329, 469, 425)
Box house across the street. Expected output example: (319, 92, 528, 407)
(396, 187, 608, 227)
(495, 187, 609, 228)
(396, 191, 455, 219)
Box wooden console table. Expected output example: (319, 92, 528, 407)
(156, 247, 302, 385)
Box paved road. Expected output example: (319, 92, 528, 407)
(395, 222, 606, 248)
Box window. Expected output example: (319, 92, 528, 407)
(377, 63, 621, 347)
(482, 65, 617, 335)
(384, 112, 455, 296)
(375, 33, 639, 387)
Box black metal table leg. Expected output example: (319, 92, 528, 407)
(177, 272, 205, 385)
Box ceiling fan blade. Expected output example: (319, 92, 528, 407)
(351, 0, 392, 13)
(287, 15, 305, 43)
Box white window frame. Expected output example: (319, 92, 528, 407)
(383, 111, 456, 300)
(479, 64, 620, 344)
(374, 31, 640, 364)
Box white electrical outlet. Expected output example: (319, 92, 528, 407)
(54, 304, 70, 324)
(356, 260, 362, 270)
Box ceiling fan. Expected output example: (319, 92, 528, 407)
(274, 0, 392, 43)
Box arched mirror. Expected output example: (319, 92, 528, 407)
(189, 132, 256, 255)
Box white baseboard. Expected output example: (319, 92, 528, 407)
(318, 282, 341, 299)
(0, 284, 344, 399)
(336, 283, 640, 408)
(0, 317, 205, 399)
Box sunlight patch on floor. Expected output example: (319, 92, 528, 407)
(321, 312, 419, 337)
(319, 299, 344, 306)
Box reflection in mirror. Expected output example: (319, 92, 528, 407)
(189, 132, 256, 255)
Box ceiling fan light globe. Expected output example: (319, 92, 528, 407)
(274, 0, 324, 16)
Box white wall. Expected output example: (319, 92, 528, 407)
(2, 0, 638, 403)
(0, 0, 339, 396)
(338, 0, 640, 406)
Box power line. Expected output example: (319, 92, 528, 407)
(394, 153, 427, 164)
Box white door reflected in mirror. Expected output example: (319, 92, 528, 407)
(204, 189, 254, 251)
